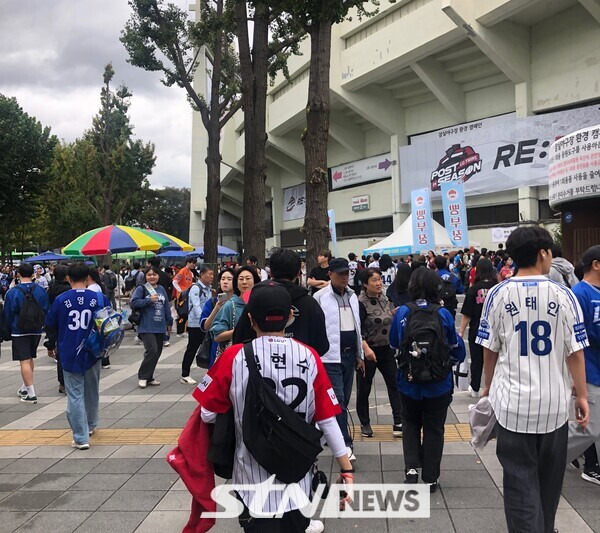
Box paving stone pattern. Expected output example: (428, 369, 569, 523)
(0, 328, 596, 532)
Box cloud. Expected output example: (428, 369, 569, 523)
(0, 0, 193, 189)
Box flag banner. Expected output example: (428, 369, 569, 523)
(327, 209, 338, 257)
(411, 188, 435, 254)
(441, 181, 469, 248)
(282, 184, 306, 221)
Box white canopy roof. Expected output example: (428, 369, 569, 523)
(363, 217, 456, 256)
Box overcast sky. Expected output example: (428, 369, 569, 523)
(0, 0, 194, 189)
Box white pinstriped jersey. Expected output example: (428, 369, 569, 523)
(193, 337, 340, 514)
(476, 276, 588, 434)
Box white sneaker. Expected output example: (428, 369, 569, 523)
(148, 379, 160, 386)
(134, 337, 142, 345)
(347, 446, 356, 462)
(180, 376, 197, 385)
(176, 333, 184, 338)
(138, 379, 147, 388)
(468, 386, 480, 398)
(305, 519, 324, 533)
(71, 441, 90, 450)
(163, 341, 170, 347)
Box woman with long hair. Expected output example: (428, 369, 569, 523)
(389, 268, 465, 492)
(458, 258, 498, 397)
(356, 268, 403, 438)
(386, 262, 412, 307)
(210, 265, 260, 358)
(130, 266, 173, 388)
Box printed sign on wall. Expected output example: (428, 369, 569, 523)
(330, 153, 393, 191)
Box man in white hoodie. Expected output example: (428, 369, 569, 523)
(548, 244, 579, 288)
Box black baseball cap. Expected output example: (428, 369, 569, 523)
(581, 245, 600, 270)
(328, 257, 350, 273)
(246, 281, 292, 332)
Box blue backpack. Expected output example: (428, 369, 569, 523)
(85, 307, 125, 359)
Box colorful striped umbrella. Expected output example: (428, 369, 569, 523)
(62, 225, 170, 256)
(142, 229, 194, 252)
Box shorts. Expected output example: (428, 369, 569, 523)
(12, 335, 41, 361)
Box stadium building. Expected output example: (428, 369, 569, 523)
(189, 0, 600, 258)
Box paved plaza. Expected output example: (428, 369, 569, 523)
(0, 331, 597, 533)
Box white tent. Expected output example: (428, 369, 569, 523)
(363, 217, 455, 256)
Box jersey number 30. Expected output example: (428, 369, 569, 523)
(515, 320, 552, 356)
(68, 309, 92, 331)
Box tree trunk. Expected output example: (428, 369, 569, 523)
(202, 0, 225, 266)
(235, 2, 268, 266)
(303, 19, 333, 273)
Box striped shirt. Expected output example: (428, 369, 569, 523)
(476, 275, 588, 434)
(193, 337, 340, 514)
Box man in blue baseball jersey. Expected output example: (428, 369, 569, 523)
(45, 263, 109, 450)
(568, 245, 600, 485)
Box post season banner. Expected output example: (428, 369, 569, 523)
(441, 181, 469, 248)
(411, 188, 435, 253)
(330, 153, 393, 191)
(399, 104, 600, 203)
(283, 183, 306, 221)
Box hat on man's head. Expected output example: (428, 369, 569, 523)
(246, 281, 292, 332)
(581, 245, 600, 270)
(328, 257, 350, 273)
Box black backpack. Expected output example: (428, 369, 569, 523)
(241, 342, 323, 484)
(105, 272, 117, 291)
(0, 301, 11, 341)
(439, 276, 458, 314)
(399, 302, 451, 384)
(124, 273, 137, 292)
(16, 285, 46, 333)
(175, 287, 191, 318)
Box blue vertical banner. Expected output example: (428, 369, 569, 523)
(440, 181, 469, 248)
(411, 188, 435, 253)
(327, 209, 338, 256)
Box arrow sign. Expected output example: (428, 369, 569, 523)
(378, 158, 392, 171)
(332, 171, 343, 181)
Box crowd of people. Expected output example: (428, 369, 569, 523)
(0, 231, 598, 533)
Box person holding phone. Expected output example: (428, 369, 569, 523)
(130, 266, 173, 388)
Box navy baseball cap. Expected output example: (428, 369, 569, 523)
(328, 257, 350, 273)
(246, 281, 292, 332)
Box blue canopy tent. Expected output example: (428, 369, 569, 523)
(193, 245, 238, 257)
(24, 251, 70, 263)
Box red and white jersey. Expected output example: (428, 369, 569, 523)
(193, 336, 341, 514)
(476, 276, 588, 434)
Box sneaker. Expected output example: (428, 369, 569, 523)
(148, 379, 160, 386)
(346, 446, 356, 462)
(17, 388, 27, 399)
(361, 423, 373, 437)
(163, 341, 170, 347)
(468, 386, 480, 398)
(138, 379, 147, 389)
(101, 363, 111, 369)
(305, 519, 324, 533)
(404, 469, 419, 483)
(20, 395, 38, 404)
(176, 333, 183, 338)
(393, 423, 403, 437)
(180, 376, 197, 385)
(429, 480, 439, 493)
(58, 385, 65, 394)
(135, 337, 142, 345)
(71, 441, 90, 450)
(582, 467, 600, 486)
(89, 428, 95, 436)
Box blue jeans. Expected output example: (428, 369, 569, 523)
(63, 360, 101, 445)
(324, 347, 357, 447)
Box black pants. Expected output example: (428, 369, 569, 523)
(138, 333, 164, 381)
(584, 444, 599, 469)
(496, 423, 568, 533)
(182, 327, 204, 377)
(57, 356, 64, 387)
(401, 391, 451, 483)
(468, 333, 483, 392)
(176, 316, 187, 335)
(356, 345, 402, 426)
(239, 507, 309, 532)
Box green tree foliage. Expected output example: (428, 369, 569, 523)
(121, 0, 240, 264)
(124, 186, 191, 241)
(76, 64, 156, 226)
(0, 95, 57, 257)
